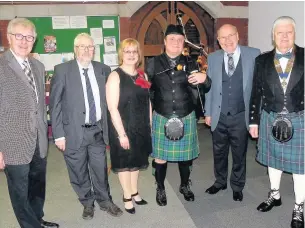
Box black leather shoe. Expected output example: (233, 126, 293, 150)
(156, 187, 167, 206)
(41, 220, 59, 228)
(291, 203, 304, 228)
(257, 191, 282, 212)
(82, 206, 94, 220)
(131, 192, 148, 205)
(123, 197, 135, 214)
(205, 184, 227, 195)
(233, 191, 243, 201)
(179, 181, 195, 201)
(100, 201, 123, 217)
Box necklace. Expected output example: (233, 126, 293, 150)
(129, 74, 138, 84)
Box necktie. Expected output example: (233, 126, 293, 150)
(83, 68, 96, 123)
(227, 53, 235, 76)
(22, 60, 36, 92)
(275, 52, 292, 60)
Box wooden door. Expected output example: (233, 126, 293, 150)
(129, 1, 215, 67)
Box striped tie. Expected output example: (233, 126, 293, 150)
(22, 60, 36, 91)
(227, 53, 235, 76)
(83, 68, 96, 123)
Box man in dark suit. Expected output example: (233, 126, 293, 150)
(204, 24, 260, 201)
(0, 18, 59, 228)
(249, 16, 304, 228)
(49, 33, 122, 220)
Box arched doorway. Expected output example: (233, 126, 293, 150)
(129, 1, 215, 67)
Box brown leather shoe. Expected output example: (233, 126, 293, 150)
(82, 206, 94, 220)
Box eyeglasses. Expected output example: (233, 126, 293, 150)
(218, 33, 237, 42)
(75, 45, 95, 51)
(123, 50, 138, 55)
(9, 33, 35, 42)
(276, 31, 294, 37)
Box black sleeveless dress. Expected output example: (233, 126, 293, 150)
(108, 68, 152, 173)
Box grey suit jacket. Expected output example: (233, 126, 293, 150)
(205, 46, 261, 131)
(0, 50, 48, 165)
(49, 60, 110, 150)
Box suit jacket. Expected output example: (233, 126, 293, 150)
(49, 60, 110, 150)
(0, 50, 48, 165)
(205, 46, 261, 131)
(249, 45, 304, 125)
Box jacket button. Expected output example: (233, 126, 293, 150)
(301, 101, 304, 104)
(220, 93, 222, 95)
(83, 112, 86, 114)
(172, 90, 175, 93)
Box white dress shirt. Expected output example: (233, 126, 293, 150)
(77, 61, 102, 124)
(223, 45, 241, 74)
(10, 49, 38, 102)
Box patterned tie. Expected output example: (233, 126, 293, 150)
(22, 60, 36, 92)
(227, 53, 235, 76)
(83, 68, 96, 124)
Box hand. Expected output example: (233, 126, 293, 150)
(119, 135, 130, 150)
(249, 126, 259, 138)
(55, 139, 66, 152)
(188, 72, 207, 85)
(0, 152, 5, 170)
(205, 116, 211, 126)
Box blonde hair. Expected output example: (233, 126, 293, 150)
(74, 33, 94, 46)
(118, 38, 142, 67)
(7, 18, 37, 37)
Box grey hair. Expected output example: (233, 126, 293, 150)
(74, 33, 94, 46)
(7, 18, 37, 37)
(272, 16, 296, 38)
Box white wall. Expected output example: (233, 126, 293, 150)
(249, 1, 304, 52)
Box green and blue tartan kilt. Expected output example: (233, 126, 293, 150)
(257, 110, 304, 174)
(151, 111, 199, 161)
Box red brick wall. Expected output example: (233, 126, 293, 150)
(215, 18, 248, 47)
(119, 17, 131, 41)
(0, 20, 9, 49)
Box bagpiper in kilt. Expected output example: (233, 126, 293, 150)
(249, 16, 304, 228)
(145, 24, 211, 206)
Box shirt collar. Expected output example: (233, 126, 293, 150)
(275, 47, 293, 54)
(10, 49, 29, 66)
(77, 60, 93, 72)
(224, 45, 240, 57)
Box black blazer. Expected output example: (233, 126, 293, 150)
(249, 45, 304, 125)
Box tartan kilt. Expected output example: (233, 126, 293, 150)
(257, 110, 304, 174)
(151, 111, 199, 161)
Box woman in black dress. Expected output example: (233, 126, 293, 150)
(106, 38, 152, 214)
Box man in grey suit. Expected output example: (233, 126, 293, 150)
(0, 18, 59, 228)
(49, 33, 122, 220)
(204, 24, 260, 201)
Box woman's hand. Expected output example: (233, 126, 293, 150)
(119, 134, 130, 150)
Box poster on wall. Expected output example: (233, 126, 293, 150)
(52, 16, 70, 29)
(104, 36, 116, 53)
(90, 28, 103, 45)
(44, 35, 57, 53)
(70, 16, 87, 29)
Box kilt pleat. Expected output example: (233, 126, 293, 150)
(151, 111, 199, 161)
(257, 110, 304, 174)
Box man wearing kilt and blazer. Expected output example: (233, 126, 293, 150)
(249, 16, 304, 228)
(145, 24, 211, 206)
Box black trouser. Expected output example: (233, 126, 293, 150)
(5, 145, 46, 228)
(212, 112, 248, 192)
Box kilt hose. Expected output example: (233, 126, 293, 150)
(151, 111, 199, 162)
(257, 110, 304, 174)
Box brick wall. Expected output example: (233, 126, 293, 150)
(220, 1, 248, 6)
(0, 20, 9, 49)
(119, 17, 131, 41)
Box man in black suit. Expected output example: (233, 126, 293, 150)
(249, 16, 304, 228)
(50, 33, 122, 220)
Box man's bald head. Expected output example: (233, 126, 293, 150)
(217, 24, 239, 53)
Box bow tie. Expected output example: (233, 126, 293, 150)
(275, 52, 292, 60)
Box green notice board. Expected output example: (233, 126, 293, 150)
(28, 16, 120, 63)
